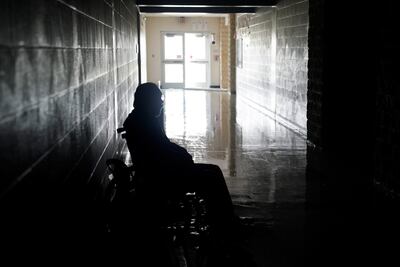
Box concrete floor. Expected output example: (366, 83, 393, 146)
(158, 89, 307, 267)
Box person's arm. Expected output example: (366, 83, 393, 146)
(124, 114, 193, 166)
(144, 118, 194, 165)
(165, 142, 194, 165)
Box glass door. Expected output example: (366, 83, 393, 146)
(162, 32, 185, 89)
(185, 33, 210, 89)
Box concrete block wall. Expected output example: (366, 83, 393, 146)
(276, 0, 308, 133)
(237, 9, 276, 118)
(236, 0, 308, 136)
(0, 0, 139, 240)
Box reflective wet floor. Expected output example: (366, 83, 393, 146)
(160, 89, 307, 267)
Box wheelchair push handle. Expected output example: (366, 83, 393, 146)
(117, 127, 127, 139)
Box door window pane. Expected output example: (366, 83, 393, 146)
(185, 33, 207, 60)
(186, 63, 206, 84)
(165, 64, 183, 83)
(164, 34, 183, 60)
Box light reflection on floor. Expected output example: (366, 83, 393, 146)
(162, 89, 307, 266)
(162, 88, 306, 218)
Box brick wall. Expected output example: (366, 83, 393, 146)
(0, 0, 139, 242)
(375, 1, 400, 199)
(236, 0, 308, 136)
(306, 1, 323, 146)
(306, 0, 324, 172)
(229, 14, 236, 93)
(374, 2, 400, 261)
(220, 17, 229, 89)
(305, 1, 381, 264)
(220, 15, 236, 92)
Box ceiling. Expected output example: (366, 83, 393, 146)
(137, 0, 278, 14)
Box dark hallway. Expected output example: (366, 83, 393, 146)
(1, 0, 399, 266)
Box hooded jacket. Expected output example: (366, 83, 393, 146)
(123, 109, 194, 173)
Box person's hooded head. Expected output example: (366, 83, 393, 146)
(133, 82, 163, 117)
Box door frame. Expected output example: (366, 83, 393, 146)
(184, 32, 211, 89)
(161, 31, 211, 89)
(161, 32, 185, 89)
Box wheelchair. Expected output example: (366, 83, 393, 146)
(104, 127, 212, 267)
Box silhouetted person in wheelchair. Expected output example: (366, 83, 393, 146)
(118, 83, 257, 267)
(122, 82, 239, 236)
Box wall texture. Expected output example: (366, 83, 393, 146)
(374, 1, 400, 199)
(220, 16, 230, 90)
(236, 0, 308, 136)
(306, 1, 386, 265)
(229, 14, 237, 93)
(0, 0, 139, 243)
(140, 14, 147, 82)
(373, 4, 400, 261)
(373, 1, 400, 264)
(306, 0, 323, 171)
